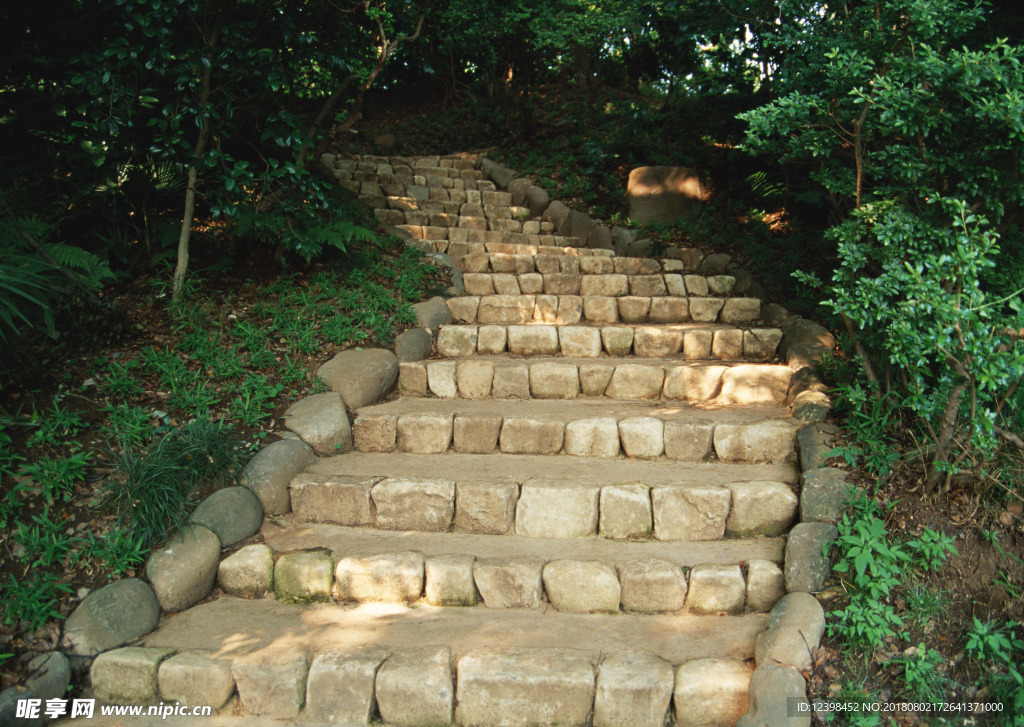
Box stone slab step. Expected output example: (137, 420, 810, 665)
(401, 358, 793, 405)
(288, 469, 798, 541)
(350, 398, 799, 462)
(228, 523, 786, 615)
(458, 253, 689, 277)
(116, 598, 762, 724)
(435, 323, 782, 360)
(306, 451, 799, 486)
(449, 293, 761, 326)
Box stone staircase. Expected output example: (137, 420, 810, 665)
(78, 153, 834, 727)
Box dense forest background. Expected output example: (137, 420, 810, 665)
(2, 1, 1024, 717)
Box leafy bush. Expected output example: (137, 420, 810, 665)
(741, 0, 1024, 490)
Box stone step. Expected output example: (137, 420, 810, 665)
(401, 358, 793, 405)
(224, 522, 786, 615)
(449, 293, 762, 326)
(458, 252, 690, 276)
(287, 468, 798, 542)
(459, 271, 747, 298)
(349, 398, 800, 462)
(434, 323, 782, 360)
(121, 597, 761, 724)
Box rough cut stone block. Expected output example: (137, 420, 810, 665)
(581, 274, 629, 297)
(436, 326, 478, 357)
(399, 362, 428, 396)
(580, 256, 614, 274)
(674, 658, 751, 727)
(507, 325, 559, 355)
(543, 560, 621, 613)
(714, 420, 798, 462)
(376, 648, 455, 726)
(719, 365, 790, 405)
(629, 275, 668, 297)
(477, 324, 508, 354)
(605, 364, 665, 400)
(600, 484, 652, 539)
(456, 360, 496, 399)
(453, 414, 502, 454)
(447, 297, 480, 324)
(618, 417, 665, 459)
(564, 417, 621, 458)
(707, 275, 736, 295)
(746, 560, 786, 613)
(543, 273, 581, 296)
(650, 297, 690, 323)
(92, 647, 173, 704)
(455, 481, 519, 534)
(618, 560, 687, 613)
(473, 559, 545, 608)
(682, 329, 713, 360)
(663, 420, 716, 461)
(725, 482, 798, 537)
(335, 552, 425, 603)
(232, 650, 309, 718)
(426, 555, 479, 606)
(516, 484, 599, 538)
(455, 649, 596, 727)
(463, 273, 495, 296)
(559, 326, 603, 357)
(529, 362, 580, 399)
(492, 362, 530, 398)
(652, 486, 731, 541)
(158, 651, 235, 710)
(583, 296, 619, 323)
(684, 275, 709, 297)
(687, 565, 746, 615)
(633, 327, 683, 357)
(533, 295, 558, 322)
(721, 298, 762, 324)
(601, 326, 635, 356)
(664, 273, 686, 296)
(579, 363, 614, 396)
(304, 649, 385, 726)
(478, 295, 535, 325)
(800, 468, 851, 523)
(744, 329, 783, 361)
(663, 365, 725, 402)
(492, 273, 521, 295)
(426, 361, 457, 398)
(618, 296, 652, 323)
(690, 297, 725, 323)
(396, 413, 454, 454)
(499, 417, 564, 454)
(290, 474, 379, 526)
(594, 651, 674, 727)
(555, 295, 583, 324)
(274, 550, 333, 603)
(218, 543, 274, 598)
(712, 329, 744, 359)
(353, 414, 398, 453)
(372, 478, 455, 531)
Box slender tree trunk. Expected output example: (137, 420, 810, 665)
(923, 383, 966, 492)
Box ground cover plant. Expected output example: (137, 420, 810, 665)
(0, 232, 445, 685)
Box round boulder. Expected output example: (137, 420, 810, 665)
(190, 486, 264, 546)
(317, 348, 399, 409)
(62, 579, 160, 660)
(146, 524, 222, 612)
(395, 328, 433, 362)
(284, 392, 353, 455)
(243, 438, 317, 515)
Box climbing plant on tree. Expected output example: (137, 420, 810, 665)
(741, 0, 1024, 490)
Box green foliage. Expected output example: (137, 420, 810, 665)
(905, 528, 958, 572)
(18, 450, 92, 504)
(0, 575, 72, 631)
(228, 375, 284, 427)
(98, 403, 155, 447)
(26, 399, 86, 448)
(98, 419, 240, 549)
(894, 643, 950, 705)
(741, 0, 1024, 482)
(965, 619, 1024, 724)
(80, 528, 149, 577)
(14, 510, 74, 569)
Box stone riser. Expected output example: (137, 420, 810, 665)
(400, 360, 793, 406)
(92, 643, 754, 727)
(435, 323, 782, 361)
(449, 294, 761, 326)
(289, 475, 798, 542)
(230, 546, 784, 616)
(459, 252, 678, 276)
(352, 411, 798, 462)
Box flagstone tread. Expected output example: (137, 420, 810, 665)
(260, 521, 785, 567)
(141, 598, 767, 666)
(358, 397, 790, 422)
(306, 452, 800, 486)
